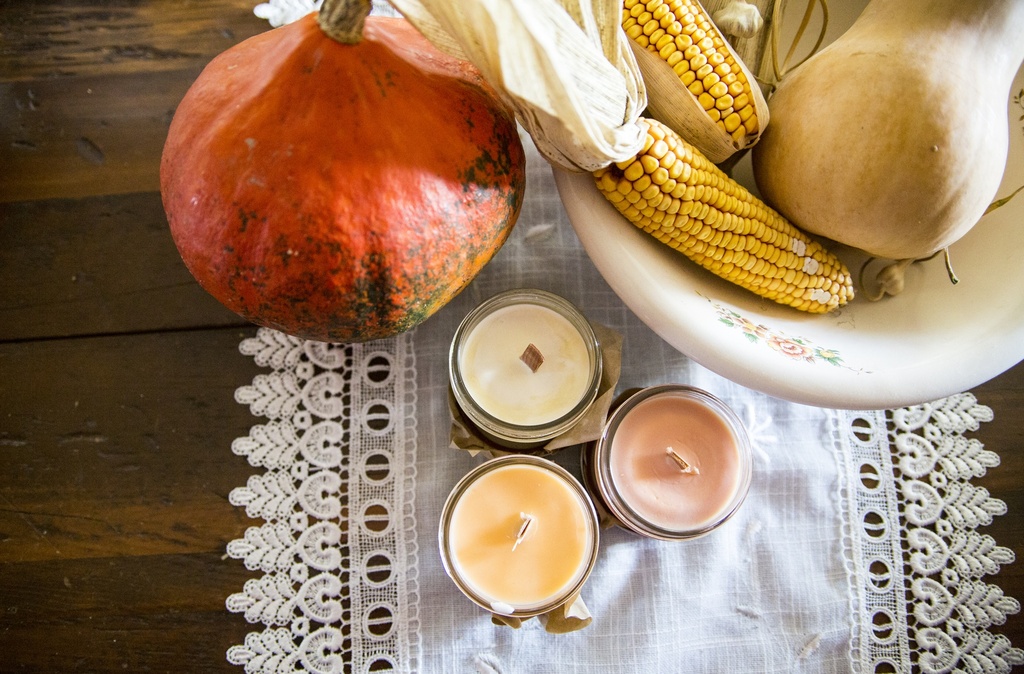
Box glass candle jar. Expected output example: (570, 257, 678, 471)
(438, 455, 600, 617)
(449, 289, 603, 449)
(583, 385, 752, 541)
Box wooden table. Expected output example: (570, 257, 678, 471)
(2, 3, 1022, 671)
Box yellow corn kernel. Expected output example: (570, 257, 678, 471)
(623, 160, 645, 182)
(593, 118, 854, 313)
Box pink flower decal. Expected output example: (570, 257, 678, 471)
(766, 335, 815, 362)
(705, 296, 867, 372)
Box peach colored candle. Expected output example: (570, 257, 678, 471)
(446, 460, 595, 614)
(608, 391, 745, 532)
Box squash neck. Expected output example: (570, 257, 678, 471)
(317, 0, 372, 44)
(861, 0, 1024, 74)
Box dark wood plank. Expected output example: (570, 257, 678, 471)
(0, 327, 264, 670)
(0, 327, 261, 563)
(0, 1, 270, 203)
(0, 191, 247, 341)
(0, 553, 253, 673)
(3, 69, 199, 202)
(0, 1, 270, 82)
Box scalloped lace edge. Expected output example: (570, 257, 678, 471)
(833, 394, 1023, 674)
(224, 330, 421, 674)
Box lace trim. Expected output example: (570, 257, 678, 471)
(835, 393, 1024, 673)
(224, 329, 420, 674)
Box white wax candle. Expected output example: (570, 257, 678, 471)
(459, 303, 592, 426)
(445, 460, 596, 614)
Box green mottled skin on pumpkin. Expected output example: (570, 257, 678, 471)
(160, 14, 525, 342)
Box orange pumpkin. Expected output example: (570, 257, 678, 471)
(160, 4, 525, 342)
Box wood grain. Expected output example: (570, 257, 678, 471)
(1, 4, 270, 669)
(0, 192, 247, 341)
(0, 329, 261, 561)
(0, 553, 254, 672)
(0, 1, 267, 203)
(0, 327, 264, 671)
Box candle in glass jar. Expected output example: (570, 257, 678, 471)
(440, 456, 599, 616)
(449, 289, 602, 448)
(588, 385, 752, 540)
(460, 303, 591, 425)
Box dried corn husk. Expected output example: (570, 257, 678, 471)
(386, 0, 648, 172)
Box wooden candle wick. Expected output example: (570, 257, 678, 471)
(666, 447, 700, 474)
(520, 343, 544, 372)
(512, 512, 534, 551)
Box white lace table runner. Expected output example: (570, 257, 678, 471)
(221, 325, 1021, 673)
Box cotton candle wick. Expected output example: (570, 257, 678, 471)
(666, 447, 700, 475)
(519, 343, 545, 373)
(512, 512, 534, 551)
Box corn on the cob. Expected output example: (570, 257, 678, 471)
(621, 0, 768, 163)
(594, 118, 853, 313)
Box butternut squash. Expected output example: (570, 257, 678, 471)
(751, 0, 1024, 262)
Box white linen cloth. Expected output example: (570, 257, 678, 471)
(225, 133, 1021, 673)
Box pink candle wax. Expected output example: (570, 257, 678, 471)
(603, 387, 750, 536)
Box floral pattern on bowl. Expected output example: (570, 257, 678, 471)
(708, 298, 868, 373)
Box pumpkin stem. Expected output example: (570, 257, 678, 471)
(318, 0, 372, 44)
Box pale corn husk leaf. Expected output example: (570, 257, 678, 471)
(387, 0, 648, 172)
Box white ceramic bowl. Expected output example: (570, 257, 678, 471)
(554, 7, 1024, 410)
